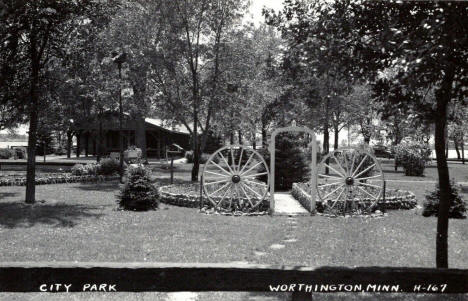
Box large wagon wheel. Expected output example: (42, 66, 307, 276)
(316, 148, 384, 215)
(201, 145, 270, 211)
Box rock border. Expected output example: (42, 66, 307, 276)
(158, 184, 269, 213)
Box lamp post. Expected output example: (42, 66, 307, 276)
(112, 50, 127, 183)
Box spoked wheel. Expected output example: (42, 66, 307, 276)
(316, 148, 384, 216)
(201, 145, 270, 211)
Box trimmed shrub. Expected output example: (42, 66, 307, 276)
(423, 181, 467, 219)
(98, 158, 121, 175)
(0, 148, 14, 159)
(84, 163, 98, 175)
(118, 165, 159, 211)
(71, 164, 86, 176)
(394, 140, 431, 176)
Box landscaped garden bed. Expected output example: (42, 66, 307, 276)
(159, 183, 269, 212)
(292, 182, 417, 214)
(0, 173, 119, 186)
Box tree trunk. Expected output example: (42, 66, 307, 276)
(66, 131, 72, 158)
(461, 136, 465, 164)
(135, 114, 147, 163)
(252, 129, 257, 150)
(261, 120, 267, 148)
(92, 138, 96, 156)
(324, 99, 330, 174)
(25, 105, 38, 203)
(84, 132, 89, 157)
(25, 55, 40, 204)
(97, 109, 103, 162)
(333, 125, 339, 151)
(445, 130, 449, 158)
(323, 126, 330, 154)
(453, 138, 460, 159)
(238, 130, 243, 145)
(230, 130, 234, 145)
(76, 131, 81, 158)
(191, 104, 200, 182)
(393, 131, 401, 172)
(434, 108, 450, 268)
(434, 69, 454, 268)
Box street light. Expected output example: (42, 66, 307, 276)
(111, 50, 127, 183)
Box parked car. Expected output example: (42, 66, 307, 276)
(372, 145, 394, 158)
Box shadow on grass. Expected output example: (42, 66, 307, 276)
(0, 202, 103, 228)
(0, 192, 20, 198)
(75, 182, 120, 192)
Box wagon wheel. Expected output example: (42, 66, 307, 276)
(202, 145, 270, 211)
(316, 148, 384, 215)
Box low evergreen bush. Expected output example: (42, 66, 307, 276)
(258, 133, 309, 190)
(394, 140, 431, 176)
(423, 181, 467, 219)
(118, 165, 159, 211)
(98, 158, 122, 175)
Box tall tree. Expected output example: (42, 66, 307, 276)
(150, 0, 247, 181)
(0, 0, 107, 203)
(321, 0, 467, 267)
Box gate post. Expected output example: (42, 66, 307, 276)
(269, 125, 317, 215)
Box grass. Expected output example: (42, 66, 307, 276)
(0, 182, 287, 263)
(0, 160, 467, 300)
(379, 160, 468, 183)
(0, 179, 466, 267)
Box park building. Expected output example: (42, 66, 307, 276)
(72, 111, 191, 159)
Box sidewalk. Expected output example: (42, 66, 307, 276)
(273, 192, 309, 216)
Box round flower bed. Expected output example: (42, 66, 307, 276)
(292, 182, 417, 214)
(159, 184, 269, 213)
(0, 173, 119, 186)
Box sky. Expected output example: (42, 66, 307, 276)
(246, 0, 284, 25)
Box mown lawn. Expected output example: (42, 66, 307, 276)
(0, 161, 467, 300)
(0, 179, 466, 267)
(379, 160, 468, 183)
(0, 182, 288, 263)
